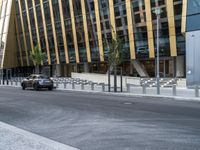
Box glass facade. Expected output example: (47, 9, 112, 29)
(186, 0, 200, 32)
(0, 0, 187, 77)
(12, 0, 185, 66)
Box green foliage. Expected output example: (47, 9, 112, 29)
(30, 44, 46, 66)
(107, 34, 124, 67)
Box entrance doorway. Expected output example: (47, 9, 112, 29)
(141, 58, 175, 77)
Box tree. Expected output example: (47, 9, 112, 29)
(30, 44, 46, 74)
(106, 33, 124, 92)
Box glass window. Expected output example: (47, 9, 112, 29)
(187, 14, 200, 31)
(174, 3, 182, 16)
(187, 0, 200, 15)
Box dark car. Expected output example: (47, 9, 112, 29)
(21, 74, 53, 91)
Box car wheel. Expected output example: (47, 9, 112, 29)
(48, 87, 53, 91)
(33, 84, 39, 91)
(22, 84, 26, 90)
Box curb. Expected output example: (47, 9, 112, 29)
(56, 88, 200, 102)
(1, 85, 200, 102)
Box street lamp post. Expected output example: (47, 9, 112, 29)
(154, 7, 161, 95)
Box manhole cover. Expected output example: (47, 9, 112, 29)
(123, 102, 133, 105)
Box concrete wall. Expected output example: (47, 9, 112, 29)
(177, 78, 186, 87)
(176, 56, 185, 78)
(186, 30, 200, 86)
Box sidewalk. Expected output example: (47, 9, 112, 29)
(1, 81, 200, 102)
(55, 85, 200, 102)
(56, 87, 200, 102)
(0, 122, 79, 150)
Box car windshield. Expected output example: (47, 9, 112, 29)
(38, 75, 49, 79)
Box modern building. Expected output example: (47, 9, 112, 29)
(185, 0, 200, 86)
(0, 0, 187, 78)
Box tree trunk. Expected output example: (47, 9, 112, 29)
(108, 67, 111, 92)
(114, 65, 117, 92)
(35, 65, 40, 74)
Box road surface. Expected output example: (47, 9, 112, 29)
(0, 86, 200, 150)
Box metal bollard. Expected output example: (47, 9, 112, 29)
(172, 84, 176, 96)
(18, 81, 21, 87)
(11, 80, 13, 86)
(102, 83, 105, 92)
(142, 84, 146, 94)
(91, 83, 94, 90)
(15, 81, 18, 86)
(127, 84, 130, 92)
(195, 85, 199, 97)
(81, 83, 84, 90)
(72, 82, 75, 89)
(63, 82, 67, 89)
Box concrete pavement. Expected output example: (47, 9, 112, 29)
(0, 85, 80, 150)
(0, 122, 79, 150)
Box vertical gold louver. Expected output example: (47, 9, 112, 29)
(144, 0, 155, 58)
(81, 0, 91, 63)
(94, 0, 104, 61)
(32, 0, 43, 64)
(49, 0, 60, 64)
(40, 0, 51, 65)
(126, 0, 136, 60)
(181, 0, 187, 34)
(166, 0, 177, 57)
(108, 0, 116, 39)
(18, 0, 30, 66)
(24, 0, 34, 60)
(69, 0, 80, 63)
(14, 15, 24, 66)
(58, 0, 69, 64)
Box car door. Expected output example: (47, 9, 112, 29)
(31, 75, 37, 87)
(27, 75, 34, 87)
(23, 75, 32, 87)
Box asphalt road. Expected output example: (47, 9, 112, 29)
(0, 86, 200, 150)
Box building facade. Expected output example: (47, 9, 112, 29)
(0, 0, 186, 78)
(185, 0, 200, 86)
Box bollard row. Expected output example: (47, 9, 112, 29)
(126, 83, 200, 98)
(54, 79, 107, 92)
(2, 77, 200, 98)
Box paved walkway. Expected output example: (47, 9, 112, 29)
(0, 122, 79, 150)
(55, 84, 200, 101)
(1, 81, 200, 101)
